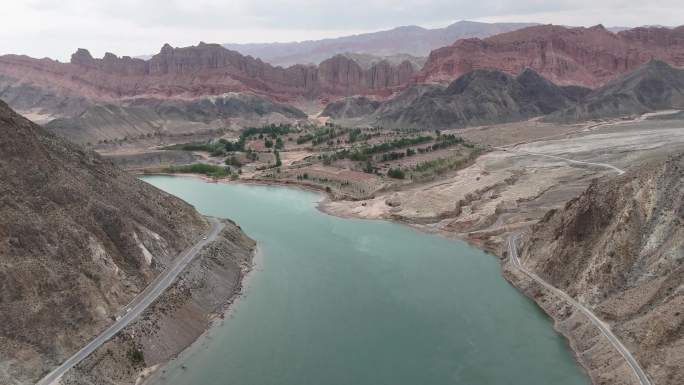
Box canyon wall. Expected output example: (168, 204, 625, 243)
(418, 25, 684, 88)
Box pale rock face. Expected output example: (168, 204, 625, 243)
(133, 232, 154, 266)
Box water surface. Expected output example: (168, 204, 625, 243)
(142, 176, 589, 385)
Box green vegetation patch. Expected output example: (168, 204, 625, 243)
(387, 168, 406, 179)
(127, 348, 145, 366)
(297, 126, 349, 145)
(335, 135, 434, 161)
(163, 124, 294, 157)
(412, 147, 482, 179)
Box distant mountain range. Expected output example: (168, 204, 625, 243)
(223, 21, 538, 67)
(324, 60, 684, 129)
(552, 60, 684, 122)
(418, 24, 684, 88)
(0, 43, 415, 105)
(1, 22, 684, 143)
(324, 68, 589, 129)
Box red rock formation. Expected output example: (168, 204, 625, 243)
(317, 55, 413, 96)
(0, 43, 415, 103)
(417, 24, 684, 88)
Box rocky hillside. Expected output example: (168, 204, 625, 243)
(0, 100, 213, 384)
(418, 24, 684, 88)
(43, 93, 307, 145)
(552, 60, 684, 122)
(320, 96, 381, 119)
(372, 69, 583, 129)
(224, 21, 537, 67)
(519, 154, 684, 385)
(0, 43, 415, 107)
(61, 220, 256, 385)
(339, 52, 427, 71)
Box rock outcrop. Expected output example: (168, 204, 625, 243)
(0, 43, 416, 105)
(372, 69, 582, 129)
(0, 100, 249, 384)
(60, 221, 256, 385)
(320, 96, 381, 119)
(43, 93, 308, 144)
(518, 154, 684, 385)
(418, 24, 684, 88)
(552, 60, 684, 121)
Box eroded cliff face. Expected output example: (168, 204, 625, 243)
(0, 101, 209, 384)
(0, 43, 415, 106)
(418, 24, 684, 88)
(519, 154, 684, 385)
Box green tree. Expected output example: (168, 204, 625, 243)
(387, 168, 405, 179)
(274, 150, 282, 167)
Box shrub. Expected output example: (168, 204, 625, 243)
(225, 156, 242, 167)
(274, 150, 282, 167)
(128, 348, 144, 365)
(387, 168, 405, 179)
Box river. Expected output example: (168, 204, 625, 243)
(142, 175, 589, 385)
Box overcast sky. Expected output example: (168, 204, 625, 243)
(2, 0, 683, 61)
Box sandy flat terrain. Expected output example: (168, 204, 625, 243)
(322, 115, 684, 252)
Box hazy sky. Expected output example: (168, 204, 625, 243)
(2, 0, 683, 61)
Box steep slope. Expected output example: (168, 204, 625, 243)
(0, 74, 89, 122)
(339, 52, 427, 71)
(0, 100, 213, 383)
(419, 24, 684, 88)
(0, 43, 415, 107)
(0, 44, 417, 143)
(552, 60, 684, 121)
(223, 21, 537, 67)
(519, 154, 684, 385)
(372, 69, 581, 129)
(43, 93, 308, 144)
(320, 96, 381, 119)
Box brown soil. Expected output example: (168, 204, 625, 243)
(59, 221, 256, 385)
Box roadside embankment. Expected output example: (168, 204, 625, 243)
(505, 153, 684, 385)
(59, 219, 256, 385)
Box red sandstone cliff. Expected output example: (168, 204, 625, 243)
(417, 24, 684, 88)
(0, 43, 415, 103)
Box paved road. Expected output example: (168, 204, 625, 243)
(36, 217, 224, 385)
(507, 233, 652, 385)
(502, 150, 649, 384)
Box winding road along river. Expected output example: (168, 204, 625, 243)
(142, 176, 590, 385)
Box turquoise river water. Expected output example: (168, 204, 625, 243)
(142, 175, 589, 385)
